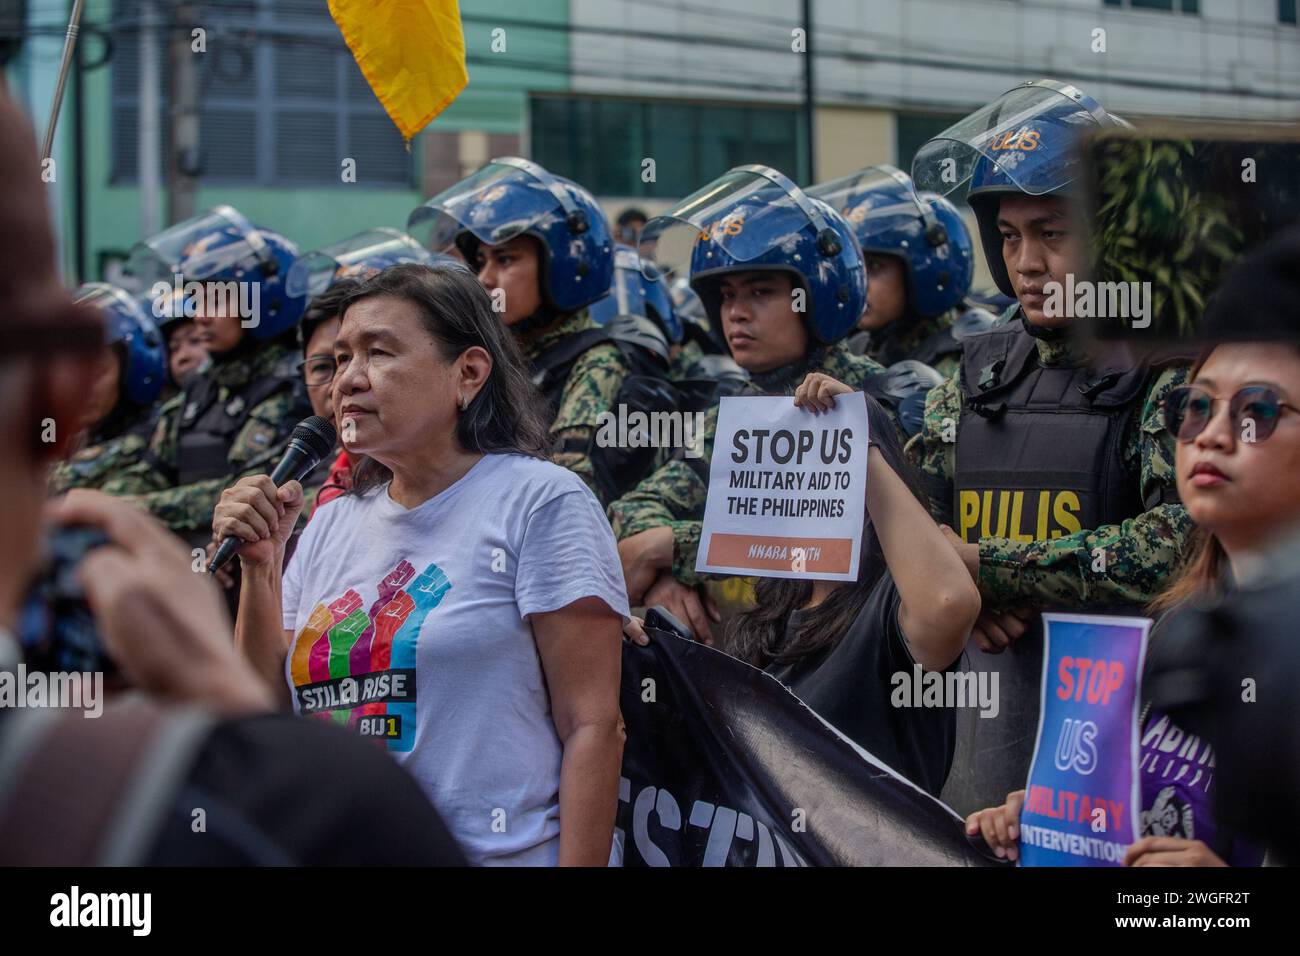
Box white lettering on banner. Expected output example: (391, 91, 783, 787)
(49, 886, 151, 936)
(616, 777, 808, 867)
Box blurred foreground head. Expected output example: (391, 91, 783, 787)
(0, 90, 105, 626)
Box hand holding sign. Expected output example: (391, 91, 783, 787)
(697, 389, 869, 581)
(793, 372, 856, 414)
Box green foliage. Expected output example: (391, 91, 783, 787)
(1092, 138, 1243, 336)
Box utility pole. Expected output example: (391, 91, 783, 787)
(802, 0, 815, 183)
(168, 1, 200, 223)
(138, 0, 161, 237)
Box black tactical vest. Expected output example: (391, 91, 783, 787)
(942, 321, 1155, 818)
(953, 323, 1148, 545)
(176, 353, 307, 487)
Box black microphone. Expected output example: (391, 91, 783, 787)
(207, 415, 337, 575)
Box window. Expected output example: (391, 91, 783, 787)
(530, 95, 805, 197)
(896, 112, 965, 186)
(1282, 0, 1298, 25)
(1102, 0, 1200, 12)
(111, 0, 413, 187)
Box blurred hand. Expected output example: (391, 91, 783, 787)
(49, 491, 273, 715)
(1124, 837, 1228, 867)
(971, 606, 1035, 653)
(617, 526, 674, 606)
(642, 573, 720, 646)
(965, 789, 1025, 862)
(794, 372, 853, 414)
(212, 475, 304, 568)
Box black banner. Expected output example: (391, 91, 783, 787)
(617, 629, 1006, 867)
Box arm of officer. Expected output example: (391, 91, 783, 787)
(975, 366, 1193, 609)
(96, 397, 181, 497)
(903, 369, 959, 526)
(608, 401, 719, 592)
(111, 392, 300, 535)
(550, 342, 629, 507)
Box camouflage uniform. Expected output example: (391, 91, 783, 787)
(851, 309, 961, 380)
(903, 308, 1192, 610)
(48, 413, 157, 496)
(608, 340, 888, 590)
(668, 336, 708, 381)
(521, 308, 630, 507)
(99, 341, 313, 545)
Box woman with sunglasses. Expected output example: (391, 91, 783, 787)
(961, 231, 1300, 870)
(964, 340, 1297, 866)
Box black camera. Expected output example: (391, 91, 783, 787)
(17, 524, 115, 676)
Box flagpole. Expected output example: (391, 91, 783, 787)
(40, 0, 87, 161)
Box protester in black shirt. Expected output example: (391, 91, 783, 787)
(728, 378, 980, 795)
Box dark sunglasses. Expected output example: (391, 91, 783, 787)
(1162, 384, 1298, 443)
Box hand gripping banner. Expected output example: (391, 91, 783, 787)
(617, 629, 1006, 867)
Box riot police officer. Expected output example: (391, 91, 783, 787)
(608, 164, 923, 641)
(409, 157, 638, 504)
(100, 205, 312, 550)
(48, 283, 166, 495)
(809, 165, 994, 379)
(905, 80, 1192, 814)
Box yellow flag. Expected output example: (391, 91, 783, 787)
(328, 0, 468, 142)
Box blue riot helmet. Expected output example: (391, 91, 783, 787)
(810, 165, 974, 318)
(286, 227, 456, 300)
(125, 205, 306, 340)
(911, 79, 1129, 297)
(408, 157, 613, 314)
(74, 282, 165, 407)
(589, 245, 683, 344)
(639, 164, 866, 346)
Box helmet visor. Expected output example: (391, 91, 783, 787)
(809, 166, 927, 247)
(124, 205, 267, 291)
(73, 281, 142, 316)
(912, 82, 1116, 197)
(407, 160, 572, 254)
(638, 166, 830, 282)
(286, 228, 424, 299)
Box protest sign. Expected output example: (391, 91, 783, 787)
(1018, 613, 1151, 866)
(696, 392, 868, 581)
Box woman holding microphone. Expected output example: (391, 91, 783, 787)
(214, 262, 629, 866)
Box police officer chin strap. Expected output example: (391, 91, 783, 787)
(513, 304, 565, 341)
(1018, 308, 1067, 342)
(749, 342, 834, 394)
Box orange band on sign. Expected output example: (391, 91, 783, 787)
(706, 534, 854, 574)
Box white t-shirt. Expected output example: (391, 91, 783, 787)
(281, 452, 630, 866)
